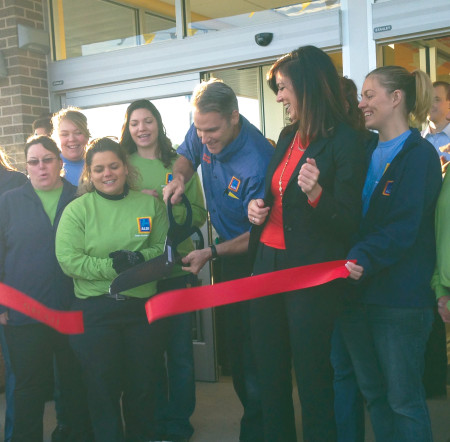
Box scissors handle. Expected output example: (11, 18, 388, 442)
(167, 194, 203, 250)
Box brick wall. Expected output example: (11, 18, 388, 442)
(0, 0, 50, 170)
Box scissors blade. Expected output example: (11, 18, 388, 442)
(109, 249, 174, 295)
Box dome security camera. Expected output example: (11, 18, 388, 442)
(255, 33, 273, 47)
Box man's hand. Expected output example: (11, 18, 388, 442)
(440, 156, 449, 175)
(437, 295, 450, 323)
(181, 248, 212, 274)
(163, 176, 185, 205)
(0, 312, 9, 326)
(345, 261, 364, 281)
(439, 143, 450, 154)
(141, 189, 159, 198)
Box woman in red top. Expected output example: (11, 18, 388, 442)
(247, 46, 365, 441)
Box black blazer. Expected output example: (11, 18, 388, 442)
(249, 122, 366, 268)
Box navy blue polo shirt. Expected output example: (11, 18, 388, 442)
(178, 115, 274, 240)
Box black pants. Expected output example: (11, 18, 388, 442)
(250, 244, 340, 442)
(70, 296, 168, 442)
(5, 323, 91, 442)
(155, 274, 197, 439)
(423, 306, 448, 398)
(216, 253, 264, 442)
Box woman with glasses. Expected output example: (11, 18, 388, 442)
(0, 136, 91, 442)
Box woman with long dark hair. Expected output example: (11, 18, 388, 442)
(120, 100, 206, 441)
(247, 46, 366, 441)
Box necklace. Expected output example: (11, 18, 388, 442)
(278, 132, 299, 198)
(297, 132, 306, 152)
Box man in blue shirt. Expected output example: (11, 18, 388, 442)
(422, 81, 450, 163)
(164, 79, 273, 442)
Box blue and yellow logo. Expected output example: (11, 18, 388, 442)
(137, 217, 152, 234)
(382, 180, 394, 196)
(165, 173, 173, 184)
(228, 176, 241, 192)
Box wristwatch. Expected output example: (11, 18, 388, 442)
(209, 244, 219, 260)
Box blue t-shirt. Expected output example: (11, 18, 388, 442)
(178, 115, 274, 240)
(362, 130, 411, 216)
(61, 155, 84, 186)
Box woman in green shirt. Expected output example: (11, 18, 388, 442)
(120, 100, 206, 441)
(56, 137, 169, 442)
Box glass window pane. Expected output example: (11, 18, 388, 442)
(380, 36, 450, 82)
(81, 96, 192, 147)
(143, 11, 177, 43)
(208, 67, 261, 129)
(52, 0, 139, 60)
(435, 37, 450, 82)
(52, 0, 179, 59)
(188, 0, 340, 36)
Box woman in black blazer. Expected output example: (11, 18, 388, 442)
(247, 46, 365, 442)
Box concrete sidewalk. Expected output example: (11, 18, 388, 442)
(0, 378, 448, 441)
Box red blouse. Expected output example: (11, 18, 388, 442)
(260, 134, 307, 249)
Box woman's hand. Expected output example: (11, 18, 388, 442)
(141, 189, 159, 198)
(109, 250, 145, 274)
(345, 261, 364, 281)
(248, 199, 270, 226)
(437, 295, 450, 323)
(0, 312, 9, 325)
(298, 158, 322, 202)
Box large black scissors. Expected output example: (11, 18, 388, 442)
(109, 194, 204, 295)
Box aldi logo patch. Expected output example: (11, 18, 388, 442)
(228, 176, 241, 192)
(382, 180, 394, 196)
(137, 217, 152, 234)
(202, 153, 211, 164)
(165, 173, 173, 184)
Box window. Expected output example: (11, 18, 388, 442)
(188, 1, 340, 36)
(51, 0, 177, 60)
(380, 36, 450, 82)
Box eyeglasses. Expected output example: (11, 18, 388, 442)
(26, 157, 58, 166)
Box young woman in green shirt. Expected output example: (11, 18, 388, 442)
(120, 100, 206, 442)
(56, 137, 169, 442)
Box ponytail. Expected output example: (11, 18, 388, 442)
(410, 70, 432, 126)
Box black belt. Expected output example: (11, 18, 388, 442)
(103, 293, 131, 301)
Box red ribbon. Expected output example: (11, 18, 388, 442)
(0, 283, 84, 334)
(146, 259, 351, 324)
